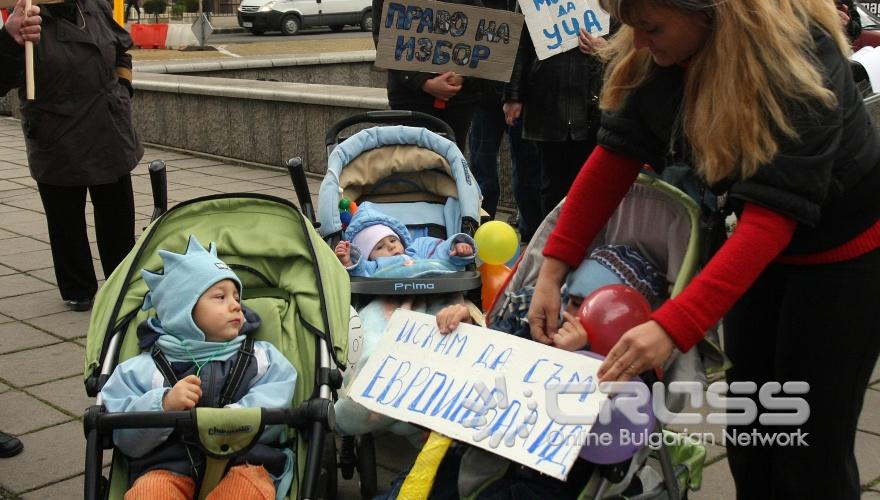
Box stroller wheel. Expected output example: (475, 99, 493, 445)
(339, 435, 356, 480)
(357, 434, 377, 499)
(320, 436, 338, 500)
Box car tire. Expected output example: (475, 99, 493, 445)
(250, 29, 265, 35)
(330, 24, 344, 32)
(281, 14, 301, 35)
(360, 10, 372, 32)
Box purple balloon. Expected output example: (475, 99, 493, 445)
(575, 351, 655, 465)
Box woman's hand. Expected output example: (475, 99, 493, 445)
(162, 375, 202, 411)
(553, 311, 589, 351)
(436, 304, 472, 334)
(5, 0, 41, 46)
(422, 71, 463, 101)
(597, 320, 675, 383)
(502, 101, 523, 126)
(578, 28, 606, 55)
(528, 257, 569, 345)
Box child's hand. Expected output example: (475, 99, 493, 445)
(162, 375, 202, 411)
(450, 242, 474, 257)
(436, 304, 472, 334)
(335, 241, 352, 267)
(552, 312, 589, 351)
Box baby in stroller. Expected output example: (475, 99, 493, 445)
(99, 236, 297, 499)
(335, 201, 477, 277)
(437, 243, 666, 351)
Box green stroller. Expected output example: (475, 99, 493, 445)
(82, 161, 352, 499)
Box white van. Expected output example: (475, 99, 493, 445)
(237, 0, 372, 35)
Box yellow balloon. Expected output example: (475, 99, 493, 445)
(474, 220, 519, 265)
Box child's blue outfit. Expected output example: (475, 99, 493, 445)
(343, 201, 476, 277)
(99, 236, 298, 495)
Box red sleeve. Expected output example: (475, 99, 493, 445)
(543, 146, 643, 268)
(651, 203, 797, 351)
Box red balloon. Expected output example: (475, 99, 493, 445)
(577, 284, 651, 356)
(480, 263, 511, 312)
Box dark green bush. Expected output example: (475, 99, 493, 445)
(142, 0, 166, 14)
(184, 0, 199, 13)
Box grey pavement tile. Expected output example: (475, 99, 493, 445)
(0, 223, 48, 243)
(863, 490, 880, 499)
(0, 381, 8, 393)
(166, 158, 227, 170)
(0, 390, 72, 435)
(27, 375, 93, 417)
(0, 180, 25, 192)
(691, 458, 735, 499)
(0, 342, 85, 387)
(860, 389, 880, 436)
(253, 173, 302, 189)
(0, 196, 43, 212)
(0, 228, 21, 240)
(858, 431, 880, 486)
(167, 187, 224, 202)
(871, 358, 880, 386)
(0, 421, 95, 494)
(0, 209, 45, 226)
(209, 167, 286, 181)
(0, 263, 16, 276)
(25, 267, 56, 285)
(26, 310, 92, 340)
(0, 274, 53, 299)
(0, 248, 54, 272)
(0, 313, 13, 324)
(0, 237, 49, 256)
(210, 180, 276, 193)
(0, 321, 62, 354)
(0, 289, 69, 320)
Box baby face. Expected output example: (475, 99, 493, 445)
(192, 279, 245, 342)
(369, 235, 405, 259)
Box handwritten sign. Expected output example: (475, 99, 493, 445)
(349, 309, 609, 480)
(519, 0, 609, 60)
(375, 0, 525, 82)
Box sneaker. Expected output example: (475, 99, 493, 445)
(65, 298, 93, 312)
(0, 431, 23, 458)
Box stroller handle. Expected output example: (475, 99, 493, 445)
(324, 110, 456, 148)
(148, 160, 167, 222)
(286, 157, 318, 226)
(83, 401, 336, 500)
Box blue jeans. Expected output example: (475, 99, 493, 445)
(467, 103, 542, 242)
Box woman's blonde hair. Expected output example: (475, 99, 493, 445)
(597, 0, 850, 183)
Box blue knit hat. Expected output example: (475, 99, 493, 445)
(566, 244, 666, 305)
(141, 235, 242, 342)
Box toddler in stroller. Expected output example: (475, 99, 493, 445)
(99, 236, 297, 499)
(335, 201, 477, 278)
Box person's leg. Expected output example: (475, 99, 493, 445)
(768, 249, 880, 499)
(507, 121, 541, 242)
(440, 105, 476, 154)
(88, 175, 135, 279)
(536, 140, 594, 216)
(207, 464, 275, 500)
(37, 182, 98, 301)
(722, 266, 785, 500)
(467, 104, 505, 218)
(125, 470, 195, 500)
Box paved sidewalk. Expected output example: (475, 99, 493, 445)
(0, 115, 878, 498)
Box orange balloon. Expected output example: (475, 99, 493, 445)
(480, 263, 512, 312)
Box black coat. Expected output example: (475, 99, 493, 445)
(502, 24, 604, 142)
(0, 0, 143, 187)
(598, 27, 880, 255)
(371, 0, 485, 108)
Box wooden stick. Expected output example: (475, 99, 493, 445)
(24, 0, 33, 100)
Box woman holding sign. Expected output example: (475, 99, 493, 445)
(527, 0, 880, 498)
(0, 0, 143, 312)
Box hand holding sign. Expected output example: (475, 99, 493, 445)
(422, 71, 463, 101)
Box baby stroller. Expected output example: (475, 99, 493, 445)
(393, 174, 728, 499)
(82, 161, 353, 499)
(287, 110, 486, 497)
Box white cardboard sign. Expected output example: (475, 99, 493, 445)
(519, 0, 610, 60)
(348, 309, 609, 480)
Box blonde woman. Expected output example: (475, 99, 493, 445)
(527, 0, 880, 497)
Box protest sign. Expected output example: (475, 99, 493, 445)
(519, 0, 609, 60)
(348, 309, 609, 480)
(375, 0, 524, 82)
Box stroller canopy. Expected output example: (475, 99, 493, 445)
(317, 126, 482, 239)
